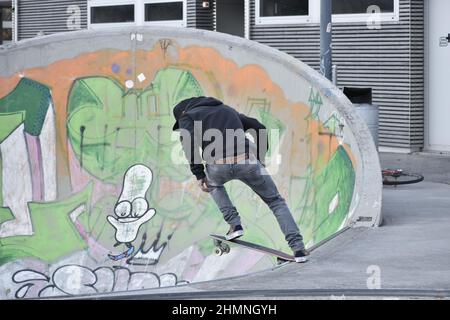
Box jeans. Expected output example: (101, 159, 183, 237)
(205, 154, 305, 252)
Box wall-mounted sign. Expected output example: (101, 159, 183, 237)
(440, 34, 450, 47)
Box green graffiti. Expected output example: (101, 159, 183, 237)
(0, 184, 93, 265)
(258, 109, 286, 158)
(323, 114, 343, 136)
(0, 78, 52, 137)
(0, 112, 25, 143)
(307, 87, 323, 120)
(67, 68, 204, 184)
(312, 145, 355, 243)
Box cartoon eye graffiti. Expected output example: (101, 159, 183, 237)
(114, 200, 132, 218)
(131, 197, 149, 218)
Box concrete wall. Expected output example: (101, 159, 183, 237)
(0, 27, 381, 299)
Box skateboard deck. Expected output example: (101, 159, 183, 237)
(210, 234, 295, 262)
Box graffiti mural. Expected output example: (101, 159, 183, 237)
(12, 265, 186, 299)
(0, 29, 364, 299)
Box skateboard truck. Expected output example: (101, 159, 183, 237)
(213, 238, 230, 256)
(213, 238, 287, 264)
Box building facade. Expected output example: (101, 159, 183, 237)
(3, 0, 450, 153)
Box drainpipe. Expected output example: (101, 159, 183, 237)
(244, 0, 250, 39)
(12, 0, 18, 42)
(320, 0, 332, 81)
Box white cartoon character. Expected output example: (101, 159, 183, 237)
(107, 164, 156, 261)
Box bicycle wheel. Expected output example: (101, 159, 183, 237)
(382, 172, 424, 185)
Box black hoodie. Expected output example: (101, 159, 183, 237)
(173, 97, 268, 180)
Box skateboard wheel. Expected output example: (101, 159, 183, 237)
(214, 248, 223, 256)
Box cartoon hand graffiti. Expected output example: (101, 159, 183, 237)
(107, 164, 156, 261)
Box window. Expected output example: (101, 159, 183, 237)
(255, 0, 399, 25)
(260, 0, 308, 17)
(91, 5, 135, 24)
(256, 0, 316, 25)
(145, 2, 183, 22)
(332, 0, 399, 23)
(1, 6, 13, 45)
(88, 0, 186, 28)
(2, 7, 12, 22)
(143, 0, 186, 26)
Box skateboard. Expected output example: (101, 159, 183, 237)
(210, 234, 296, 264)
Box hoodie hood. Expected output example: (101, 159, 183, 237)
(172, 96, 223, 131)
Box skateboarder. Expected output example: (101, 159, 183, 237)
(172, 96, 309, 263)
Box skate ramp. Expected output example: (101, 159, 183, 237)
(0, 27, 381, 299)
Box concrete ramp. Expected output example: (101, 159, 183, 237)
(0, 27, 381, 299)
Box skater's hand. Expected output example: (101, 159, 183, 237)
(198, 177, 212, 193)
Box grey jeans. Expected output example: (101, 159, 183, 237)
(205, 154, 305, 252)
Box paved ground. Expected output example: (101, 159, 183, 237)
(380, 152, 450, 185)
(79, 152, 450, 300)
